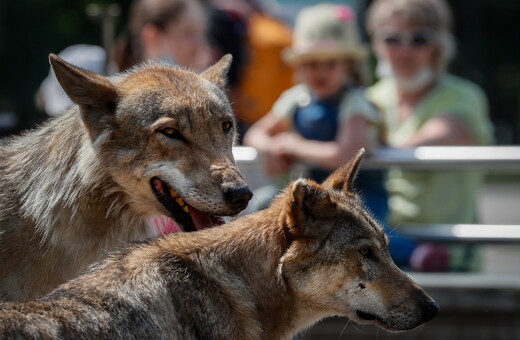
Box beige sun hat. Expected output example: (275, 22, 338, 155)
(283, 3, 368, 65)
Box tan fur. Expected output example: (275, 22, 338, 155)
(0, 150, 438, 339)
(0, 54, 252, 301)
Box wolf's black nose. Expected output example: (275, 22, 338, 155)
(224, 186, 253, 211)
(422, 301, 440, 322)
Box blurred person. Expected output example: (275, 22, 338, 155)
(365, 0, 494, 271)
(203, 0, 294, 142)
(232, 4, 294, 140)
(37, 44, 109, 117)
(244, 4, 388, 223)
(188, 0, 249, 142)
(38, 0, 211, 117)
(205, 2, 249, 93)
(114, 0, 210, 72)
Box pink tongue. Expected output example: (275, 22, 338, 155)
(152, 216, 181, 235)
(151, 208, 214, 234)
(190, 206, 213, 230)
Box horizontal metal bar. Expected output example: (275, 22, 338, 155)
(394, 223, 520, 244)
(363, 146, 520, 171)
(408, 272, 520, 289)
(234, 146, 520, 171)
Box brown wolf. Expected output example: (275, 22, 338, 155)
(0, 150, 438, 339)
(0, 54, 252, 301)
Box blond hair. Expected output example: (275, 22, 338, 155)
(366, 0, 456, 71)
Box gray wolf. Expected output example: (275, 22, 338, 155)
(0, 150, 438, 339)
(0, 54, 252, 301)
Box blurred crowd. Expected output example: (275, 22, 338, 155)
(37, 0, 494, 272)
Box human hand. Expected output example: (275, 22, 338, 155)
(260, 150, 294, 177)
(257, 135, 297, 177)
(271, 132, 305, 159)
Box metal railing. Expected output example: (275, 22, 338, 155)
(233, 146, 520, 244)
(363, 146, 520, 171)
(396, 224, 520, 244)
(233, 145, 520, 171)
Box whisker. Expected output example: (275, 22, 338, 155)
(337, 319, 351, 339)
(350, 322, 365, 334)
(388, 223, 402, 234)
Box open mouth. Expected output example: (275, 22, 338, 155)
(151, 177, 225, 233)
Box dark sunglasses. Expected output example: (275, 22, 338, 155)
(377, 28, 437, 48)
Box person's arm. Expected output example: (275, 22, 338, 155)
(243, 110, 288, 152)
(403, 114, 473, 147)
(243, 111, 294, 177)
(274, 115, 373, 171)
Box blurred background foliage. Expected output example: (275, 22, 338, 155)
(0, 0, 519, 143)
(0, 0, 132, 132)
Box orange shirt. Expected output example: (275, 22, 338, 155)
(234, 13, 294, 125)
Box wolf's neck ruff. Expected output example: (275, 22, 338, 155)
(12, 113, 144, 241)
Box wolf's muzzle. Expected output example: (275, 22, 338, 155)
(421, 301, 439, 323)
(224, 186, 253, 212)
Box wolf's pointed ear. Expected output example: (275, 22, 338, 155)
(49, 53, 118, 108)
(283, 179, 335, 239)
(201, 54, 232, 89)
(50, 53, 119, 142)
(322, 148, 366, 193)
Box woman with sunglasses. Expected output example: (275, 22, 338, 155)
(365, 0, 494, 272)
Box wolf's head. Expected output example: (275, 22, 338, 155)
(276, 149, 438, 332)
(49, 54, 252, 233)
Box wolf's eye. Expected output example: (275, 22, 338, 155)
(222, 121, 233, 134)
(161, 128, 185, 141)
(359, 246, 373, 258)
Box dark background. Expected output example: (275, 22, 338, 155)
(0, 0, 519, 143)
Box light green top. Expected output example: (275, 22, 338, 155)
(366, 74, 494, 225)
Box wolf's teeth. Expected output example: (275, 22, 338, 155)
(176, 198, 185, 207)
(169, 188, 179, 197)
(182, 205, 190, 213)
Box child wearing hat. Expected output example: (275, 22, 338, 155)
(244, 3, 387, 222)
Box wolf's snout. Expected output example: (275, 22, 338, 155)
(224, 186, 253, 212)
(422, 301, 440, 322)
